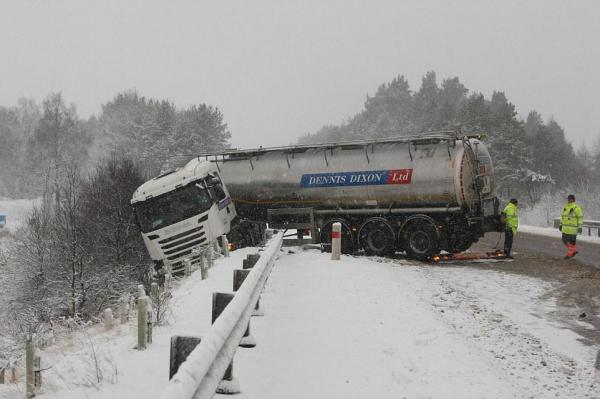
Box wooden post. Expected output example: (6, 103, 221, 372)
(120, 297, 129, 324)
(195, 252, 203, 277)
(103, 308, 113, 330)
(331, 222, 341, 260)
(212, 293, 240, 394)
(222, 236, 230, 257)
(137, 286, 148, 350)
(206, 247, 214, 269)
(183, 258, 192, 277)
(151, 282, 159, 304)
(26, 336, 34, 398)
(33, 355, 41, 388)
(595, 349, 600, 383)
(200, 253, 208, 280)
(146, 302, 153, 345)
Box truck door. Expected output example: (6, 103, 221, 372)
(207, 173, 234, 234)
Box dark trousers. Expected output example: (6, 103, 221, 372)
(504, 228, 514, 256)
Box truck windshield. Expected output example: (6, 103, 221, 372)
(134, 183, 212, 233)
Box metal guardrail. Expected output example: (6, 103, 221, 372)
(553, 218, 600, 237)
(158, 231, 283, 399)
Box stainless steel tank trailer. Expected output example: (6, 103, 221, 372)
(204, 130, 502, 259)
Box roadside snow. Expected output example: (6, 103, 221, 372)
(520, 224, 600, 244)
(24, 247, 260, 399)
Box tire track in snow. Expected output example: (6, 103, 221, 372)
(403, 263, 599, 398)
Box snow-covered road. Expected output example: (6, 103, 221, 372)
(9, 245, 599, 399)
(233, 250, 598, 399)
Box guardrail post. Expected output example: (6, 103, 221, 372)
(169, 335, 202, 379)
(331, 222, 341, 260)
(241, 254, 264, 315)
(26, 336, 34, 398)
(233, 270, 257, 347)
(243, 253, 260, 269)
(212, 292, 240, 394)
(137, 285, 148, 350)
(103, 308, 113, 330)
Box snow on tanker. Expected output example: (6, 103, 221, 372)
(132, 131, 502, 272)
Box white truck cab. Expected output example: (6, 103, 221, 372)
(131, 159, 237, 273)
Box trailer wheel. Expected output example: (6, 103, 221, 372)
(320, 219, 354, 254)
(358, 218, 396, 256)
(402, 220, 439, 260)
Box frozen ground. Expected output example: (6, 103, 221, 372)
(2, 245, 597, 399)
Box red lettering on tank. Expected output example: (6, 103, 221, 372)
(386, 169, 413, 184)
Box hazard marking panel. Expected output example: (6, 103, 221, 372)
(300, 169, 413, 188)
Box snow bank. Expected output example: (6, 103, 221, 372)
(520, 224, 600, 243)
(30, 246, 262, 399)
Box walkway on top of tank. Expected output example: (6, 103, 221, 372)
(194, 130, 481, 159)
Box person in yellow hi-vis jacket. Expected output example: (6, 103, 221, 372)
(502, 198, 518, 258)
(559, 194, 584, 259)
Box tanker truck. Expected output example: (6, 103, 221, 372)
(131, 131, 502, 271)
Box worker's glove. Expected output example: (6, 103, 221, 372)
(578, 227, 583, 234)
(558, 224, 562, 232)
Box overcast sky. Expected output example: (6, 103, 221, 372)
(1, 0, 599, 149)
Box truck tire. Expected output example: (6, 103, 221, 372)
(358, 218, 396, 256)
(402, 219, 439, 260)
(320, 219, 354, 254)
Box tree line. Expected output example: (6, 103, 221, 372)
(299, 71, 600, 205)
(0, 91, 230, 199)
(0, 91, 231, 344)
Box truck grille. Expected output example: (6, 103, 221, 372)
(158, 226, 207, 268)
